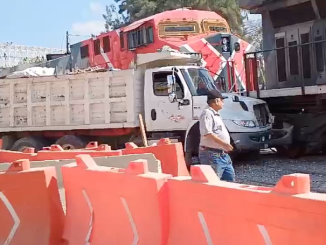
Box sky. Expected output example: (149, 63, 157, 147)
(0, 0, 115, 49)
(0, 0, 261, 49)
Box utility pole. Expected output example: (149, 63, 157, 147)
(65, 31, 72, 72)
(65, 31, 70, 54)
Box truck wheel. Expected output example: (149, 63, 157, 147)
(11, 137, 48, 152)
(184, 123, 200, 169)
(55, 135, 87, 150)
(1, 135, 16, 150)
(185, 135, 195, 171)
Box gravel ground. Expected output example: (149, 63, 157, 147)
(233, 149, 326, 193)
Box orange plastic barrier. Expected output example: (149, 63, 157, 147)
(0, 144, 121, 163)
(35, 144, 121, 160)
(0, 149, 35, 164)
(61, 154, 171, 245)
(0, 138, 188, 178)
(3, 153, 326, 244)
(83, 141, 112, 151)
(167, 165, 326, 245)
(122, 138, 189, 177)
(0, 159, 64, 245)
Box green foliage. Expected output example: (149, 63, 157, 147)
(242, 18, 263, 50)
(103, 3, 129, 31)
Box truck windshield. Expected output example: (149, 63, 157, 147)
(181, 68, 219, 96)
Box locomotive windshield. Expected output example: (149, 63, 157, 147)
(208, 26, 228, 32)
(202, 19, 230, 33)
(158, 21, 199, 36)
(181, 68, 219, 96)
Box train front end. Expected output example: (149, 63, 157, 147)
(179, 32, 254, 94)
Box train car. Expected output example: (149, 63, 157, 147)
(69, 8, 254, 93)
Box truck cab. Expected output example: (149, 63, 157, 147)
(140, 52, 273, 165)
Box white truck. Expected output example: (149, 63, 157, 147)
(0, 51, 272, 166)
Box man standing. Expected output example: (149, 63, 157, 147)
(198, 89, 235, 181)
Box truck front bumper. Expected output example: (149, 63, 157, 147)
(230, 129, 272, 151)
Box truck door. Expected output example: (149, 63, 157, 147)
(312, 21, 326, 84)
(145, 70, 192, 132)
(286, 29, 300, 84)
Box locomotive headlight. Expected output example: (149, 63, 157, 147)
(222, 38, 228, 44)
(222, 44, 228, 52)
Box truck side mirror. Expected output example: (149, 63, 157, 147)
(167, 75, 177, 103)
(234, 42, 240, 52)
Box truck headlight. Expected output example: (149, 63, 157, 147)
(232, 120, 256, 128)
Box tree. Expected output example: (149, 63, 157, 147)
(242, 18, 263, 50)
(102, 3, 129, 31)
(111, 0, 244, 34)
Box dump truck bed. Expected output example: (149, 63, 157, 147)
(0, 69, 143, 132)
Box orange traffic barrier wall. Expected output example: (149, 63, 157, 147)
(0, 138, 188, 177)
(83, 141, 112, 151)
(0, 144, 121, 163)
(0, 149, 35, 163)
(35, 144, 121, 160)
(167, 165, 326, 245)
(4, 153, 326, 244)
(122, 138, 189, 177)
(0, 159, 64, 245)
(61, 154, 171, 245)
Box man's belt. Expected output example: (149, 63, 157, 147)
(199, 146, 226, 154)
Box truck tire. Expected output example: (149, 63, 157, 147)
(1, 135, 16, 150)
(184, 135, 194, 171)
(185, 123, 200, 169)
(11, 137, 47, 152)
(55, 135, 87, 150)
